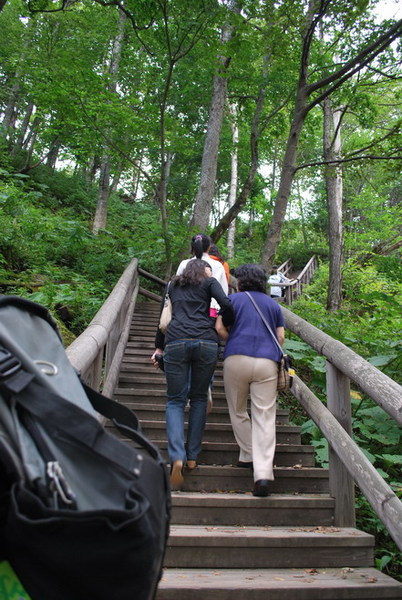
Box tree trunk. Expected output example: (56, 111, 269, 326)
(85, 155, 99, 186)
(110, 160, 124, 194)
(227, 103, 239, 260)
(92, 8, 126, 234)
(156, 151, 173, 278)
(210, 50, 271, 243)
(46, 137, 61, 170)
(20, 115, 40, 171)
(190, 70, 229, 232)
(190, 0, 239, 232)
(11, 102, 34, 155)
(260, 93, 308, 271)
(296, 179, 309, 249)
(1, 79, 20, 136)
(324, 99, 344, 311)
(92, 154, 110, 233)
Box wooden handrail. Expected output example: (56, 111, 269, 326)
(282, 306, 402, 424)
(283, 302, 402, 549)
(66, 258, 139, 390)
(138, 267, 166, 288)
(291, 374, 402, 550)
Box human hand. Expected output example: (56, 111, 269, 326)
(151, 349, 164, 369)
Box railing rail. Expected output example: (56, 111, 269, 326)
(283, 307, 402, 424)
(66, 258, 139, 391)
(282, 305, 402, 550)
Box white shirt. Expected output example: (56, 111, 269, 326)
(267, 271, 289, 297)
(176, 253, 228, 311)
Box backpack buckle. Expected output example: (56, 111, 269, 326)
(0, 347, 21, 380)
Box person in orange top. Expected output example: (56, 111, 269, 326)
(208, 244, 230, 284)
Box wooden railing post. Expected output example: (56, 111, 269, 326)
(326, 361, 356, 527)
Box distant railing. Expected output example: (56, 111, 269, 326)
(276, 256, 318, 305)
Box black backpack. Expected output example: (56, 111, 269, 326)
(0, 295, 170, 600)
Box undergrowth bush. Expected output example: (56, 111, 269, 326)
(0, 164, 163, 332)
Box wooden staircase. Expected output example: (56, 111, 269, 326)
(110, 302, 402, 600)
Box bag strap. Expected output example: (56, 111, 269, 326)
(245, 292, 284, 357)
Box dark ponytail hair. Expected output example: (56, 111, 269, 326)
(191, 233, 211, 259)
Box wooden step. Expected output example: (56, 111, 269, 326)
(157, 567, 402, 600)
(139, 420, 300, 444)
(112, 402, 290, 425)
(164, 525, 374, 569)
(107, 434, 316, 467)
(167, 464, 329, 494)
(171, 492, 335, 527)
(114, 387, 273, 409)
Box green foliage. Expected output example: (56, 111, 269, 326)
(0, 162, 163, 332)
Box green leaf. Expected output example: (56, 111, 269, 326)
(376, 468, 389, 479)
(382, 454, 402, 466)
(368, 354, 397, 367)
(376, 555, 392, 571)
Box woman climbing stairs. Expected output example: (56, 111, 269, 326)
(109, 301, 402, 600)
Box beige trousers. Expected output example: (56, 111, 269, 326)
(223, 355, 278, 481)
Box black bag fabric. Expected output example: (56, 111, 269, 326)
(0, 295, 171, 600)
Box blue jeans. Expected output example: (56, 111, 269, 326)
(164, 339, 218, 463)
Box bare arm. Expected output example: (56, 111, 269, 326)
(276, 326, 285, 347)
(215, 315, 230, 341)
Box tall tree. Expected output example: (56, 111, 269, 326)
(324, 98, 344, 310)
(93, 8, 127, 233)
(190, 0, 240, 232)
(260, 5, 402, 272)
(226, 102, 239, 259)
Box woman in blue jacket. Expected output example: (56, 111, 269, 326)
(216, 264, 285, 497)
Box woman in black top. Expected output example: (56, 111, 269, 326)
(152, 260, 233, 488)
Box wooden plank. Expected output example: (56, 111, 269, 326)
(326, 361, 355, 527)
(292, 375, 402, 551)
(157, 567, 402, 600)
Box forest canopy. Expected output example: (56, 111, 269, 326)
(0, 0, 400, 323)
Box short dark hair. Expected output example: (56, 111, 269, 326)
(208, 244, 224, 259)
(173, 259, 211, 286)
(235, 264, 267, 293)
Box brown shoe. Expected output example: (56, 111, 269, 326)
(170, 460, 184, 488)
(186, 460, 197, 470)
